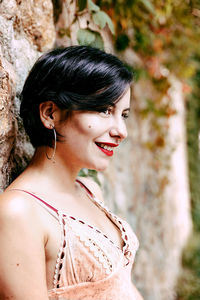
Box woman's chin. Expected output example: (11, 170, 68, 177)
(85, 162, 109, 172)
(94, 164, 109, 172)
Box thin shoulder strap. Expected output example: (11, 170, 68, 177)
(10, 180, 95, 219)
(75, 178, 94, 198)
(10, 189, 59, 220)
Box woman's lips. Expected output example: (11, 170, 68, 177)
(95, 142, 118, 157)
(96, 144, 113, 156)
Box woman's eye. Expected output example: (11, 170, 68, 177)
(104, 109, 111, 115)
(122, 113, 129, 120)
(100, 108, 112, 116)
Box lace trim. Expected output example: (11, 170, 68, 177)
(88, 195, 129, 254)
(68, 221, 113, 275)
(53, 213, 67, 289)
(52, 191, 137, 288)
(67, 215, 122, 250)
(90, 195, 136, 265)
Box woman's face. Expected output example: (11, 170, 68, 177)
(57, 88, 131, 171)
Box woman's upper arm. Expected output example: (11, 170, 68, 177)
(0, 192, 49, 300)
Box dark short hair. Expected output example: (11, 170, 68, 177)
(20, 46, 133, 147)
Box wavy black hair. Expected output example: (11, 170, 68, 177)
(20, 46, 133, 147)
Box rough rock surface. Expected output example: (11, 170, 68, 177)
(0, 53, 16, 189)
(0, 0, 55, 190)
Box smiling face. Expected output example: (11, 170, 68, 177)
(56, 88, 131, 171)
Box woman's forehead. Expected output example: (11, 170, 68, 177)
(115, 88, 131, 108)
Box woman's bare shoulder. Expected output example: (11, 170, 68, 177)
(0, 190, 49, 300)
(0, 189, 32, 214)
(0, 189, 44, 230)
(77, 176, 104, 202)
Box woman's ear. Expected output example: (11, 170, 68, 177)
(39, 101, 59, 129)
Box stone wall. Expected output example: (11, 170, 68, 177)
(0, 0, 55, 190)
(0, 1, 192, 299)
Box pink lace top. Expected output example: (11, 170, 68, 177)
(17, 179, 139, 299)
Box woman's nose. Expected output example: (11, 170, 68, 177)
(109, 118, 128, 141)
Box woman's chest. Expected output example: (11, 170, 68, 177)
(45, 213, 125, 290)
(46, 191, 125, 250)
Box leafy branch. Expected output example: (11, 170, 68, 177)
(77, 0, 114, 49)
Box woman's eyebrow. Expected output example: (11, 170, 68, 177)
(113, 105, 130, 111)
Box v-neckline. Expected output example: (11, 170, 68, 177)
(66, 179, 128, 253)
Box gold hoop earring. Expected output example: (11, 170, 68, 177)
(46, 126, 57, 163)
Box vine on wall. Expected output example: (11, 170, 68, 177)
(77, 0, 114, 49)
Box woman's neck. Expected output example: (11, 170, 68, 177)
(25, 146, 81, 195)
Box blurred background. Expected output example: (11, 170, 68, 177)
(0, 0, 200, 299)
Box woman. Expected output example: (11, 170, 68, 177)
(0, 46, 143, 300)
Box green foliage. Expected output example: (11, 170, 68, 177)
(176, 233, 200, 299)
(77, 28, 104, 50)
(78, 0, 87, 11)
(187, 99, 200, 230)
(185, 58, 200, 231)
(92, 10, 114, 34)
(115, 34, 129, 51)
(52, 0, 63, 23)
(140, 98, 175, 119)
(186, 60, 200, 232)
(133, 29, 153, 54)
(58, 0, 115, 52)
(176, 59, 200, 299)
(76, 0, 115, 50)
(88, 0, 100, 12)
(78, 169, 101, 185)
(131, 67, 149, 81)
(87, 0, 114, 34)
(140, 0, 155, 14)
(98, 0, 200, 79)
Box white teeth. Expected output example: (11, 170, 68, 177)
(100, 143, 113, 151)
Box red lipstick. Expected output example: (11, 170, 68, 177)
(95, 142, 119, 157)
